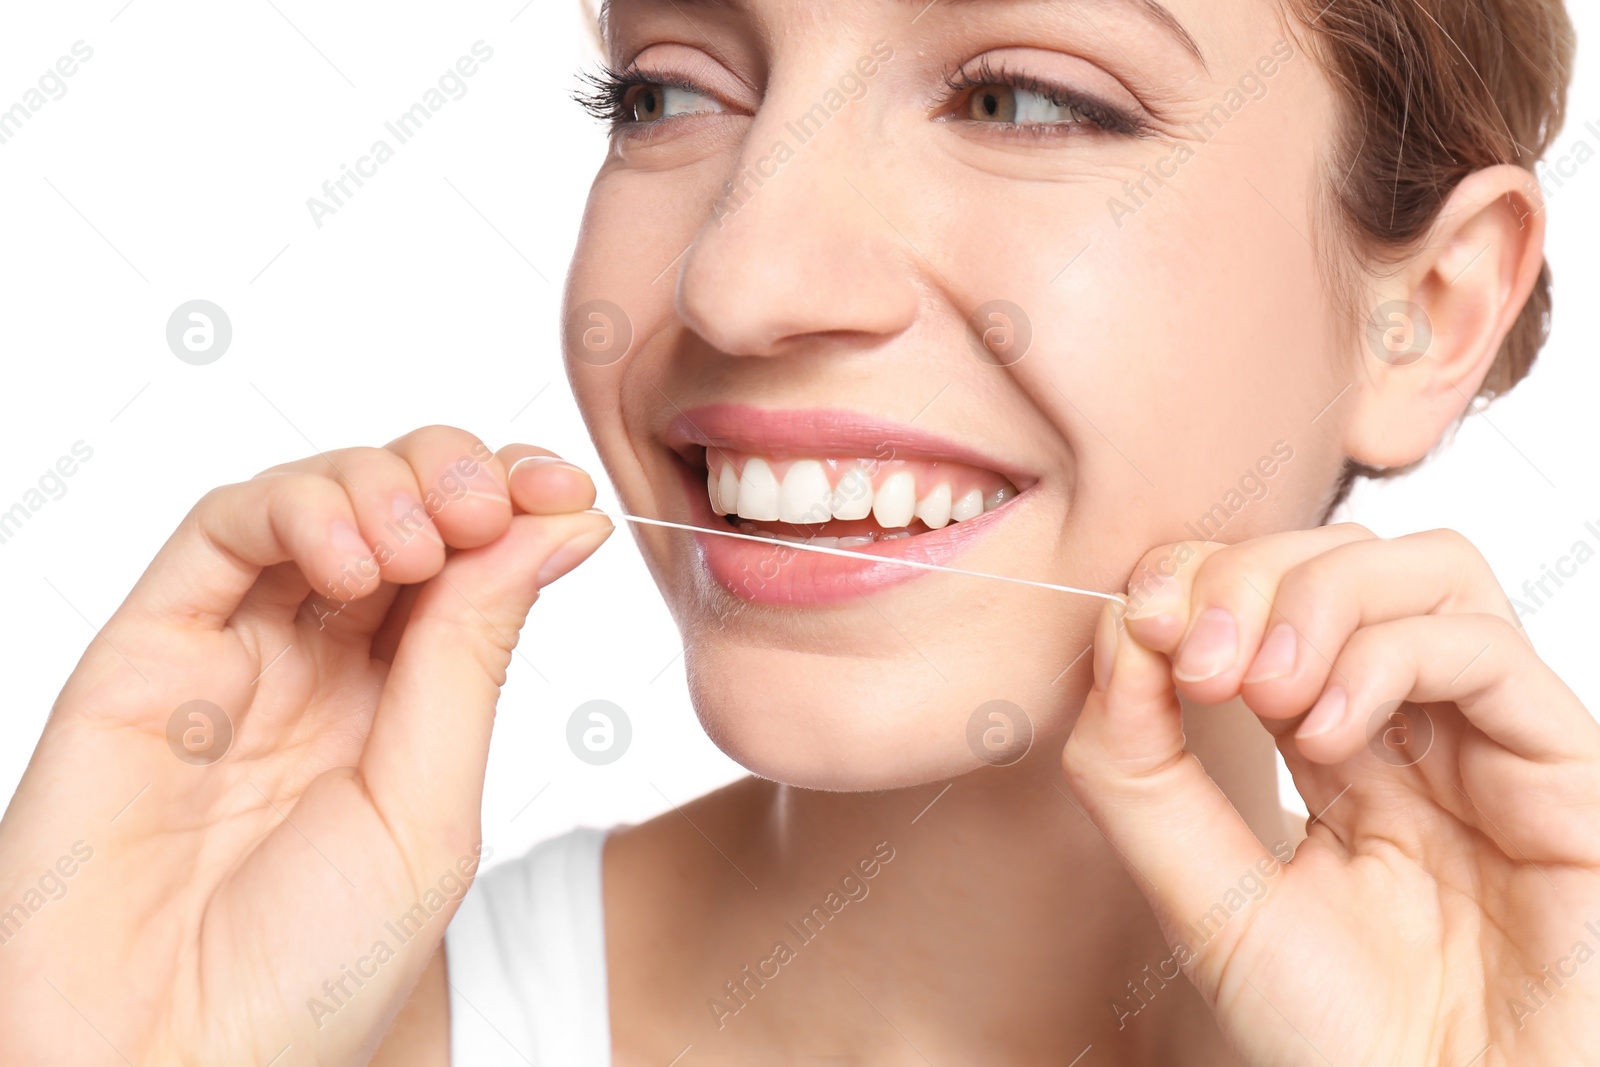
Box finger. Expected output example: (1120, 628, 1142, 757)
(120, 473, 385, 629)
(228, 560, 316, 628)
(227, 558, 402, 648)
(1241, 529, 1518, 720)
(359, 509, 614, 870)
(257, 447, 447, 587)
(1291, 612, 1600, 768)
(383, 426, 512, 550)
(498, 445, 598, 516)
(1064, 602, 1281, 996)
(1124, 525, 1376, 706)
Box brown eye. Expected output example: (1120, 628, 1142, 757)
(959, 83, 1093, 127)
(628, 85, 665, 122)
(620, 82, 724, 124)
(965, 85, 1018, 122)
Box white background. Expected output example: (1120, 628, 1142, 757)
(1, 1, 1596, 862)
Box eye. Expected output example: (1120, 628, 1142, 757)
(577, 66, 728, 129)
(939, 58, 1145, 137)
(962, 84, 1095, 127)
(623, 82, 725, 123)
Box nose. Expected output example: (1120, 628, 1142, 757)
(675, 78, 921, 357)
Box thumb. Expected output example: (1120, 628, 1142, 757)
(1062, 601, 1282, 994)
(359, 509, 613, 865)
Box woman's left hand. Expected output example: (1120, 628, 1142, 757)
(1062, 523, 1600, 1066)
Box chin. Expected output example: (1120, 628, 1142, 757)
(678, 606, 1096, 792)
(591, 399, 1114, 790)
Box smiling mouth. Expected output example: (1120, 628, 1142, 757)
(661, 404, 1034, 604)
(702, 449, 1021, 546)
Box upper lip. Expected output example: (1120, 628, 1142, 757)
(663, 403, 1036, 488)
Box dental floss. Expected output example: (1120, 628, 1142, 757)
(589, 509, 1127, 605)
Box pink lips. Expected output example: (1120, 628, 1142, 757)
(663, 404, 1029, 606)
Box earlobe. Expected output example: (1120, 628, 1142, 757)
(1341, 165, 1547, 470)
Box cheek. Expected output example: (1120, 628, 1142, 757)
(929, 127, 1340, 543)
(563, 142, 759, 417)
(562, 172, 693, 442)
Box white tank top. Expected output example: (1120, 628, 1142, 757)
(445, 827, 613, 1066)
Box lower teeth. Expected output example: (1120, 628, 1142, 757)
(984, 486, 1015, 511)
(737, 521, 915, 544)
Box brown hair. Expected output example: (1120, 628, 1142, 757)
(1281, 0, 1576, 514)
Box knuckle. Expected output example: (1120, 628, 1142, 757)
(1268, 566, 1315, 613)
(414, 424, 496, 462)
(1189, 542, 1272, 602)
(407, 422, 471, 443)
(253, 447, 366, 482)
(1415, 528, 1499, 599)
(193, 481, 239, 514)
(1059, 736, 1097, 787)
(233, 472, 356, 538)
(1418, 527, 1485, 564)
(1278, 549, 1342, 601)
(1329, 521, 1377, 541)
(258, 469, 340, 505)
(1128, 539, 1212, 589)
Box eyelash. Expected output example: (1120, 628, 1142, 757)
(574, 58, 1148, 138)
(575, 65, 687, 127)
(939, 57, 1147, 138)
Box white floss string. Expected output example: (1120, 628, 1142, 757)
(589, 509, 1126, 605)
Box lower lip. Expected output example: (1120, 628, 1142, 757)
(671, 463, 1018, 606)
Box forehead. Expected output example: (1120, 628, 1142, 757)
(600, 0, 1218, 68)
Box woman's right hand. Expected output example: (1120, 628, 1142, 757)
(0, 425, 612, 1066)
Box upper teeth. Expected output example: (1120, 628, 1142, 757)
(705, 452, 1015, 529)
(736, 457, 781, 521)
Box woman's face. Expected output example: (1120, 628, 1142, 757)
(566, 0, 1351, 790)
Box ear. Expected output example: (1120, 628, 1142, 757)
(1341, 165, 1547, 469)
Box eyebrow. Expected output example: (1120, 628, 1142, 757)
(902, 0, 1206, 68)
(603, 0, 1207, 70)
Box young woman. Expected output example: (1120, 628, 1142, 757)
(1, 0, 1593, 1063)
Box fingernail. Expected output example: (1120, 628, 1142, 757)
(508, 454, 585, 479)
(329, 519, 370, 563)
(1092, 605, 1119, 693)
(536, 525, 614, 587)
(1296, 686, 1347, 740)
(1172, 608, 1239, 682)
(1244, 622, 1298, 684)
(1125, 570, 1181, 621)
